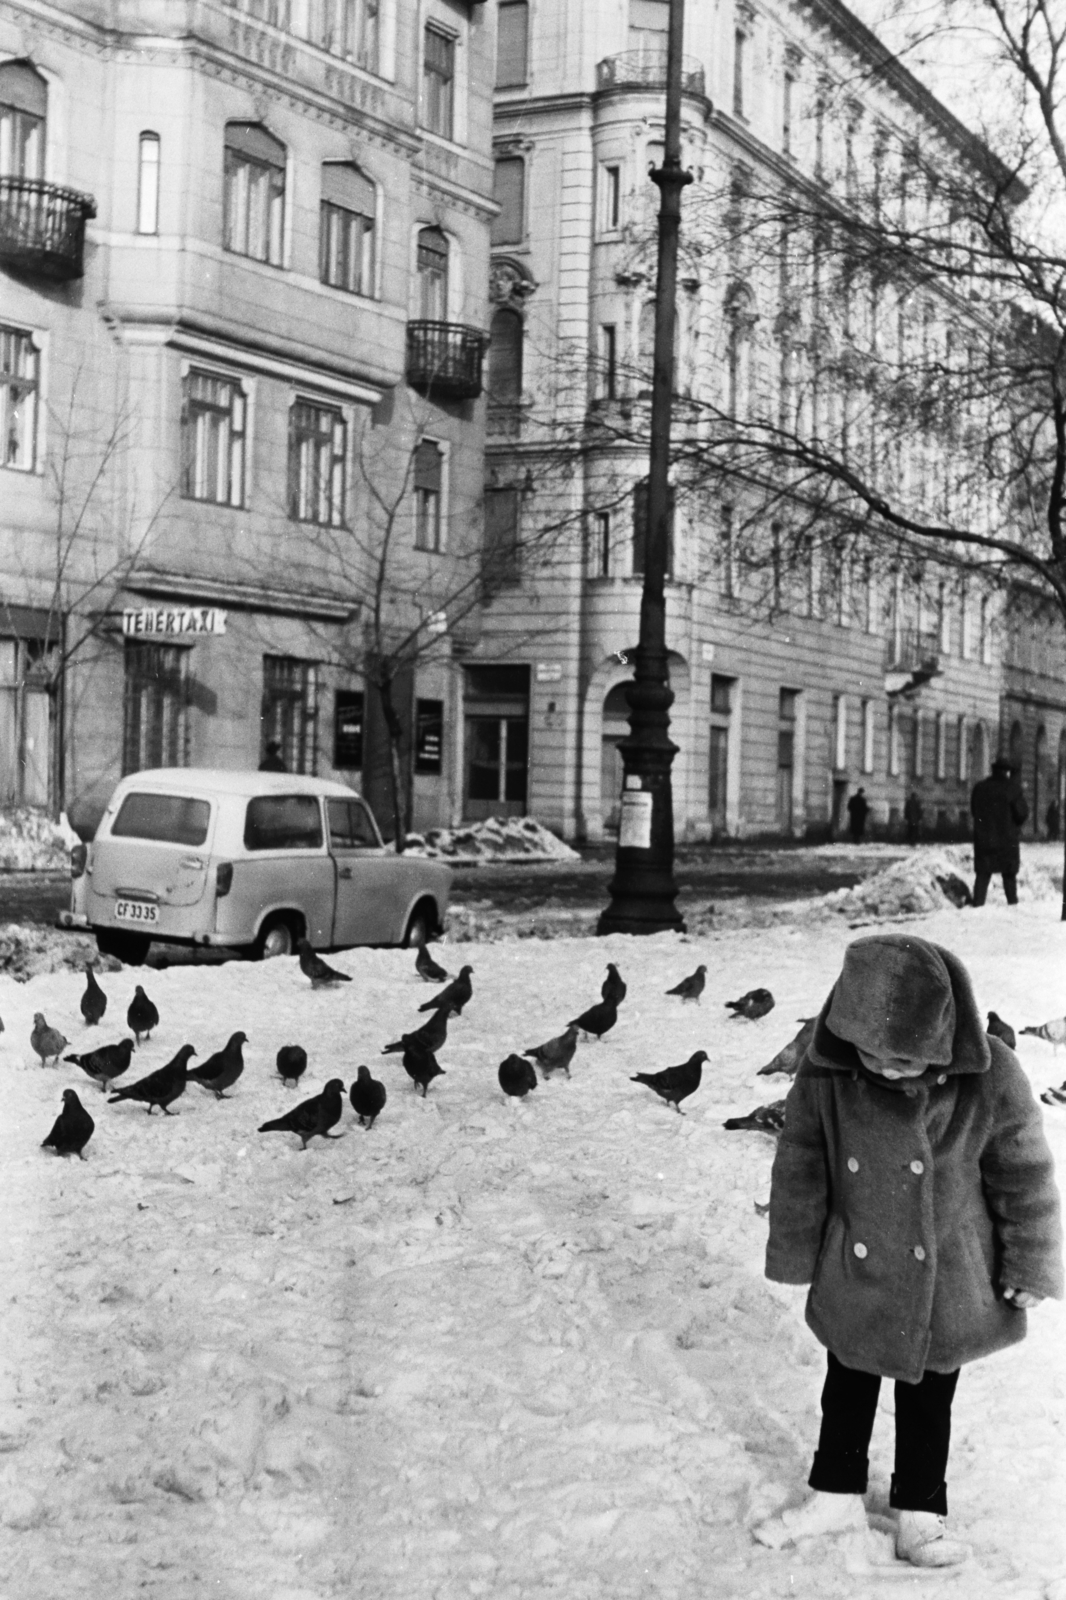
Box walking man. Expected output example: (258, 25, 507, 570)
(971, 758, 1028, 906)
(846, 787, 869, 844)
(903, 791, 922, 846)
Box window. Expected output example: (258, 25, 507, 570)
(122, 643, 189, 775)
(937, 581, 951, 653)
(417, 225, 449, 320)
(726, 293, 753, 418)
(415, 699, 444, 774)
(260, 656, 318, 775)
(497, 0, 529, 86)
(484, 485, 520, 590)
(0, 61, 46, 179)
(601, 163, 621, 231)
(414, 439, 444, 551)
(733, 28, 747, 117)
(422, 25, 455, 139)
(862, 699, 874, 773)
(980, 595, 992, 664)
(1, 327, 39, 473)
(289, 399, 347, 526)
(719, 503, 736, 598)
(598, 324, 617, 400)
(223, 122, 285, 264)
(181, 370, 246, 506)
(307, 0, 379, 71)
(935, 711, 946, 779)
(629, 0, 668, 61)
(632, 478, 674, 577)
(487, 307, 523, 403)
(956, 715, 968, 781)
(913, 710, 924, 777)
(960, 587, 973, 658)
(137, 132, 160, 234)
(244, 794, 323, 851)
(782, 70, 794, 156)
(334, 689, 364, 768)
(888, 702, 900, 775)
(593, 510, 612, 577)
(711, 675, 733, 714)
(832, 694, 847, 770)
(112, 792, 210, 846)
(491, 156, 525, 245)
(320, 163, 375, 295)
(327, 796, 379, 847)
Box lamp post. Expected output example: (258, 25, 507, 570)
(598, 0, 690, 936)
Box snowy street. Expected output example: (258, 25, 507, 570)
(2, 904, 1065, 1600)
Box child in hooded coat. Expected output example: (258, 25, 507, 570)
(754, 933, 1062, 1569)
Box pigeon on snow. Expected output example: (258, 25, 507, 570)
(64, 1038, 135, 1092)
(383, 1007, 450, 1056)
(417, 965, 473, 1016)
(986, 1011, 1016, 1050)
(631, 1051, 706, 1113)
(42, 1089, 95, 1159)
(126, 986, 159, 1045)
(276, 1044, 308, 1086)
(1020, 1017, 1066, 1051)
(757, 1018, 816, 1077)
(666, 965, 707, 1003)
(726, 988, 775, 1021)
(723, 1099, 788, 1134)
(1041, 1082, 1066, 1106)
(108, 1044, 196, 1114)
(499, 1054, 538, 1099)
(297, 939, 351, 987)
(188, 1031, 247, 1098)
(415, 942, 450, 983)
(350, 1066, 387, 1128)
(523, 1025, 578, 1079)
(398, 1041, 445, 1097)
(258, 1078, 345, 1149)
(601, 964, 627, 1006)
(80, 964, 108, 1027)
(31, 1013, 69, 1067)
(568, 997, 618, 1040)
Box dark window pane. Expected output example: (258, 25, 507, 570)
(778, 730, 794, 767)
(414, 439, 443, 491)
(488, 308, 523, 402)
(415, 698, 444, 774)
(244, 795, 323, 850)
(492, 157, 525, 244)
(334, 690, 364, 767)
(484, 486, 520, 589)
(711, 674, 732, 714)
(496, 0, 529, 85)
(111, 793, 210, 846)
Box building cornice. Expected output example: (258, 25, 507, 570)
(126, 568, 360, 622)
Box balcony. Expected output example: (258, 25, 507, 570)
(885, 627, 942, 696)
(596, 50, 707, 98)
(0, 177, 96, 281)
(406, 321, 488, 401)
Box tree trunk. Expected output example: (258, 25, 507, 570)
(1061, 830, 1065, 922)
(375, 674, 410, 853)
(48, 679, 64, 824)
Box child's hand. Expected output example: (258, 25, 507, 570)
(1003, 1287, 1044, 1309)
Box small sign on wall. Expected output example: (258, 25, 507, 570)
(122, 607, 227, 637)
(535, 662, 563, 682)
(618, 789, 653, 849)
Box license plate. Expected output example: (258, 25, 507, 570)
(114, 899, 158, 925)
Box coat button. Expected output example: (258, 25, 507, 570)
(847, 1157, 859, 1172)
(913, 1245, 926, 1261)
(910, 1160, 924, 1175)
(937, 1075, 947, 1085)
(853, 1242, 868, 1259)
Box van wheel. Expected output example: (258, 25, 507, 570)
(254, 914, 298, 961)
(96, 929, 151, 966)
(403, 902, 436, 948)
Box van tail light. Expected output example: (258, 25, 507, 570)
(215, 862, 234, 897)
(71, 843, 87, 880)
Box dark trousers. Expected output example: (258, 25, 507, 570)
(972, 869, 1018, 906)
(808, 1352, 960, 1515)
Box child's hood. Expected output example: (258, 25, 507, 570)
(807, 933, 992, 1087)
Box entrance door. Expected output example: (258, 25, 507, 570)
(709, 726, 729, 831)
(462, 664, 530, 820)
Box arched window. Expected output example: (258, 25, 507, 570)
(416, 226, 449, 320)
(487, 307, 522, 403)
(491, 156, 525, 246)
(137, 132, 160, 235)
(0, 60, 47, 179)
(320, 162, 375, 295)
(224, 122, 286, 264)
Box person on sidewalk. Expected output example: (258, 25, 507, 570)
(903, 790, 922, 845)
(1046, 798, 1060, 842)
(970, 757, 1028, 905)
(753, 934, 1062, 1569)
(846, 787, 869, 844)
(258, 740, 287, 773)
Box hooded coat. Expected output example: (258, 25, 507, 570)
(971, 770, 1028, 874)
(765, 935, 1063, 1384)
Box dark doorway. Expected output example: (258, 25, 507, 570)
(463, 664, 530, 819)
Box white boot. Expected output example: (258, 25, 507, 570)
(895, 1510, 970, 1568)
(754, 1490, 867, 1550)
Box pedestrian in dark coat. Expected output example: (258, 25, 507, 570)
(259, 741, 286, 772)
(1045, 798, 1060, 842)
(755, 933, 1062, 1569)
(846, 788, 869, 843)
(903, 790, 922, 845)
(970, 758, 1028, 905)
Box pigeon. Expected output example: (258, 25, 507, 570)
(31, 1013, 69, 1067)
(64, 1038, 135, 1093)
(726, 988, 775, 1021)
(723, 1099, 788, 1134)
(108, 1044, 196, 1114)
(666, 965, 707, 1003)
(188, 1031, 247, 1098)
(398, 1040, 445, 1097)
(297, 939, 351, 987)
(258, 1078, 345, 1148)
(601, 963, 627, 1005)
(568, 997, 618, 1040)
(1040, 1083, 1066, 1106)
(631, 1050, 707, 1113)
(757, 1018, 816, 1077)
(80, 964, 108, 1027)
(523, 1025, 579, 1079)
(1020, 1017, 1066, 1052)
(415, 942, 450, 982)
(276, 1044, 308, 1086)
(127, 986, 159, 1045)
(986, 1011, 1016, 1050)
(417, 965, 473, 1016)
(499, 1053, 538, 1099)
(41, 1089, 95, 1159)
(350, 1066, 387, 1128)
(383, 1007, 450, 1055)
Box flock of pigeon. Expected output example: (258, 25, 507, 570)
(13, 941, 1066, 1161)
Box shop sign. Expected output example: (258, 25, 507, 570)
(122, 607, 227, 637)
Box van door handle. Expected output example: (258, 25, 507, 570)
(338, 866, 353, 879)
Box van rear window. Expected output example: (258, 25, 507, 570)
(244, 795, 323, 851)
(111, 793, 211, 846)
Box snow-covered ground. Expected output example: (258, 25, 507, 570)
(1, 904, 1065, 1600)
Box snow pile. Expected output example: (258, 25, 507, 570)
(0, 925, 120, 982)
(1, 908, 1065, 1599)
(0, 807, 75, 871)
(405, 815, 580, 863)
(819, 845, 1059, 922)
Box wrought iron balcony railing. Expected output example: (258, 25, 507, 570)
(0, 177, 96, 281)
(406, 321, 488, 401)
(885, 626, 942, 695)
(596, 49, 706, 98)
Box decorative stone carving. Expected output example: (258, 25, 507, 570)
(490, 256, 537, 307)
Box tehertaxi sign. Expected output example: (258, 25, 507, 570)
(122, 607, 227, 638)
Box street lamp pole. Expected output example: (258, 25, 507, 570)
(598, 0, 690, 936)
